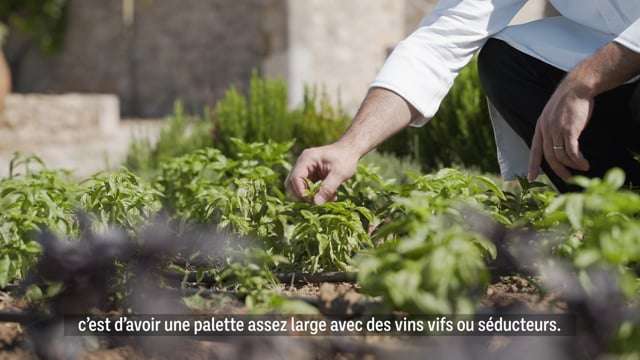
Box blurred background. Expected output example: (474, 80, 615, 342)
(0, 0, 556, 177)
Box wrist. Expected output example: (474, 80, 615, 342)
(562, 71, 599, 98)
(334, 136, 369, 160)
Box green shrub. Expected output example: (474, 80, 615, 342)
(156, 140, 292, 224)
(355, 173, 501, 314)
(125, 102, 214, 178)
(126, 74, 349, 178)
(360, 151, 422, 185)
(213, 72, 349, 155)
(0, 0, 69, 53)
(380, 58, 499, 173)
(79, 169, 162, 233)
(0, 154, 78, 287)
(289, 86, 350, 154)
(0, 154, 168, 286)
(542, 169, 640, 297)
(213, 73, 290, 152)
(356, 218, 494, 314)
(154, 139, 381, 272)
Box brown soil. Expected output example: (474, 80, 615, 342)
(481, 276, 566, 312)
(0, 275, 566, 359)
(0, 291, 34, 360)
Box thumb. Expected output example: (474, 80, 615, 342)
(313, 172, 344, 205)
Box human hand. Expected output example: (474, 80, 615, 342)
(528, 83, 592, 181)
(285, 143, 359, 205)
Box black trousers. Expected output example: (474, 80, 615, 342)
(478, 38, 640, 192)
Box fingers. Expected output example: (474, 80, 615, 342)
(529, 120, 573, 182)
(564, 134, 590, 171)
(552, 132, 590, 172)
(542, 127, 572, 181)
(285, 170, 308, 200)
(551, 132, 574, 170)
(528, 126, 543, 181)
(314, 172, 344, 205)
(286, 146, 351, 204)
(285, 154, 312, 200)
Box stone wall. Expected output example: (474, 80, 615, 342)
(129, 0, 284, 117)
(281, 0, 555, 114)
(3, 0, 556, 118)
(5, 0, 410, 117)
(0, 0, 560, 176)
(5, 0, 284, 118)
(5, 1, 133, 113)
(283, 0, 405, 113)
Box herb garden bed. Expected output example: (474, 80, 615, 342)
(1, 135, 640, 359)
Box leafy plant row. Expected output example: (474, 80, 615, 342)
(4, 140, 640, 322)
(0, 155, 160, 286)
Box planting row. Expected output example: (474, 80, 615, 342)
(3, 140, 640, 313)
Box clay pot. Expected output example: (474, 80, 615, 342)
(0, 50, 10, 111)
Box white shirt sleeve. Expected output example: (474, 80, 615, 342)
(371, 0, 528, 126)
(614, 18, 640, 53)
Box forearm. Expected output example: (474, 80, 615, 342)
(335, 87, 419, 158)
(563, 42, 640, 97)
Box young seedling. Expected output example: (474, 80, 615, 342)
(302, 178, 322, 202)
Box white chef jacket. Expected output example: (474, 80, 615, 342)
(372, 0, 640, 180)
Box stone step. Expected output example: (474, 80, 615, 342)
(0, 118, 164, 178)
(0, 93, 164, 177)
(0, 94, 120, 146)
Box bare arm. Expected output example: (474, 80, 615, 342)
(286, 0, 529, 202)
(336, 88, 418, 156)
(569, 42, 640, 96)
(529, 42, 640, 181)
(286, 87, 418, 204)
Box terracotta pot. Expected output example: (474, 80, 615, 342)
(0, 50, 10, 111)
